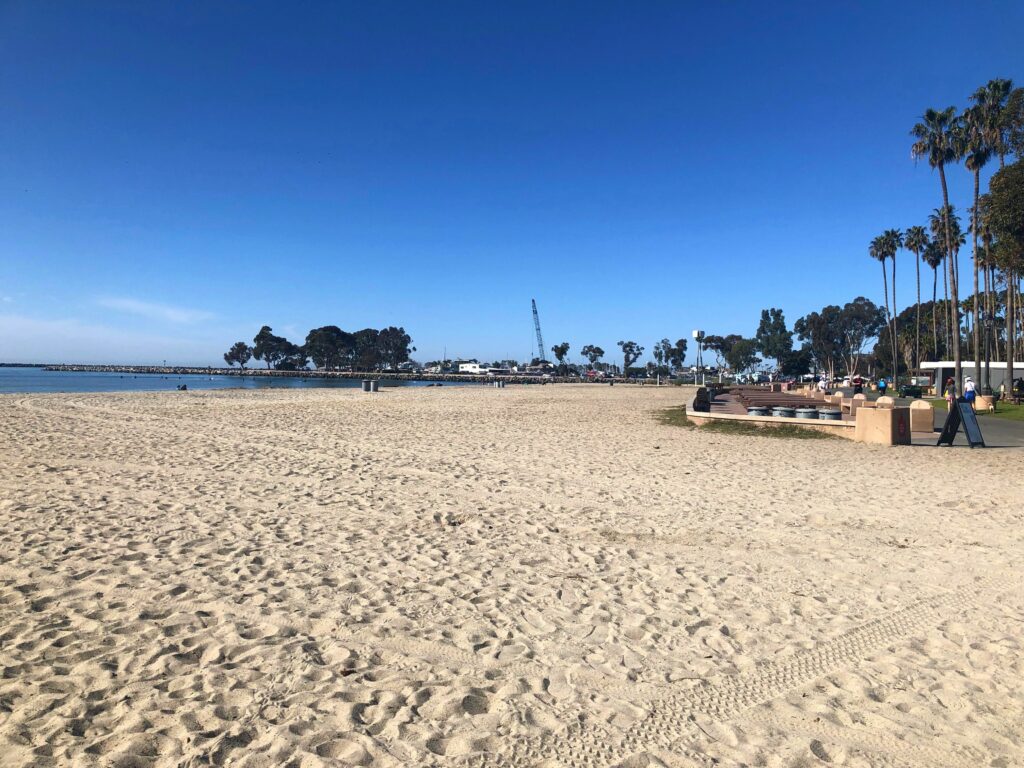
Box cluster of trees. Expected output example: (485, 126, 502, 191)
(700, 300, 890, 381)
(532, 339, 689, 376)
(224, 325, 415, 371)
(867, 77, 1024, 388)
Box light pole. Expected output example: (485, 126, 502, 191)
(692, 329, 705, 386)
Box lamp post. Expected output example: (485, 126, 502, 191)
(692, 329, 705, 386)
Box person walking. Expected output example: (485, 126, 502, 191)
(853, 375, 864, 396)
(963, 376, 977, 408)
(877, 377, 888, 397)
(944, 377, 957, 409)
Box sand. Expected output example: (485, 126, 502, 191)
(1, 384, 1022, 767)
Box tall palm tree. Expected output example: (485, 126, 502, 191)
(904, 226, 929, 369)
(870, 235, 895, 378)
(882, 229, 904, 378)
(912, 106, 963, 387)
(971, 78, 1013, 168)
(963, 105, 992, 388)
(923, 241, 944, 358)
(929, 206, 965, 357)
(975, 195, 996, 387)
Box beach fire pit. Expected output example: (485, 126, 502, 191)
(772, 406, 796, 418)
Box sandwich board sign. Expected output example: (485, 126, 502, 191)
(936, 399, 985, 448)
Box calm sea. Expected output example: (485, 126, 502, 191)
(0, 367, 467, 395)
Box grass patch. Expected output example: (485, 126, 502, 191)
(928, 397, 1024, 421)
(657, 406, 838, 439)
(657, 405, 695, 428)
(697, 420, 839, 440)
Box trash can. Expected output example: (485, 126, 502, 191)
(369, 380, 379, 393)
(361, 379, 372, 392)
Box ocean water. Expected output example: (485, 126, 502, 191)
(0, 367, 467, 395)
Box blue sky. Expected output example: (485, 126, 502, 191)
(1, 2, 1021, 365)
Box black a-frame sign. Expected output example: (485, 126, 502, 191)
(937, 399, 986, 448)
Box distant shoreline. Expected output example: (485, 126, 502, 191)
(32, 363, 634, 385)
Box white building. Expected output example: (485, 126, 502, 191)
(920, 361, 1018, 391)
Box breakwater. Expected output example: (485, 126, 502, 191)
(42, 364, 630, 385)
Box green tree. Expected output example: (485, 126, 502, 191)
(1003, 87, 1024, 158)
(913, 106, 963, 386)
(904, 225, 929, 369)
(839, 297, 886, 376)
(963, 101, 995, 386)
(869, 235, 893, 376)
(724, 338, 760, 374)
(352, 328, 382, 371)
(668, 338, 688, 371)
(550, 342, 571, 373)
(929, 205, 965, 356)
(779, 345, 813, 377)
(223, 341, 252, 369)
(651, 338, 673, 373)
(378, 326, 415, 369)
(252, 326, 290, 369)
(794, 308, 844, 380)
(882, 228, 904, 378)
(702, 334, 741, 370)
(922, 240, 944, 359)
(274, 341, 308, 371)
(617, 340, 644, 374)
(580, 345, 604, 368)
(975, 195, 998, 389)
(754, 308, 792, 367)
(304, 326, 354, 370)
(970, 78, 1014, 168)
(988, 160, 1024, 384)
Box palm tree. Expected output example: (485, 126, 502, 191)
(882, 228, 904, 378)
(963, 105, 992, 388)
(971, 78, 1013, 168)
(975, 195, 996, 388)
(904, 226, 929, 369)
(870, 235, 894, 377)
(929, 206, 964, 357)
(912, 106, 963, 387)
(924, 241, 944, 358)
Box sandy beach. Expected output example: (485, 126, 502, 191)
(1, 384, 1022, 767)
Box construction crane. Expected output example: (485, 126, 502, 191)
(531, 299, 546, 363)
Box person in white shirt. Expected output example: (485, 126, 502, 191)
(963, 376, 977, 406)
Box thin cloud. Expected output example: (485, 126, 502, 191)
(0, 313, 225, 364)
(97, 297, 214, 324)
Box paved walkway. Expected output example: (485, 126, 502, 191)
(708, 387, 1024, 448)
(914, 407, 1024, 449)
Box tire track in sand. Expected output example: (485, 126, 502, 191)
(455, 577, 998, 768)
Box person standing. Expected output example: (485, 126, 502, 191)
(853, 375, 864, 395)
